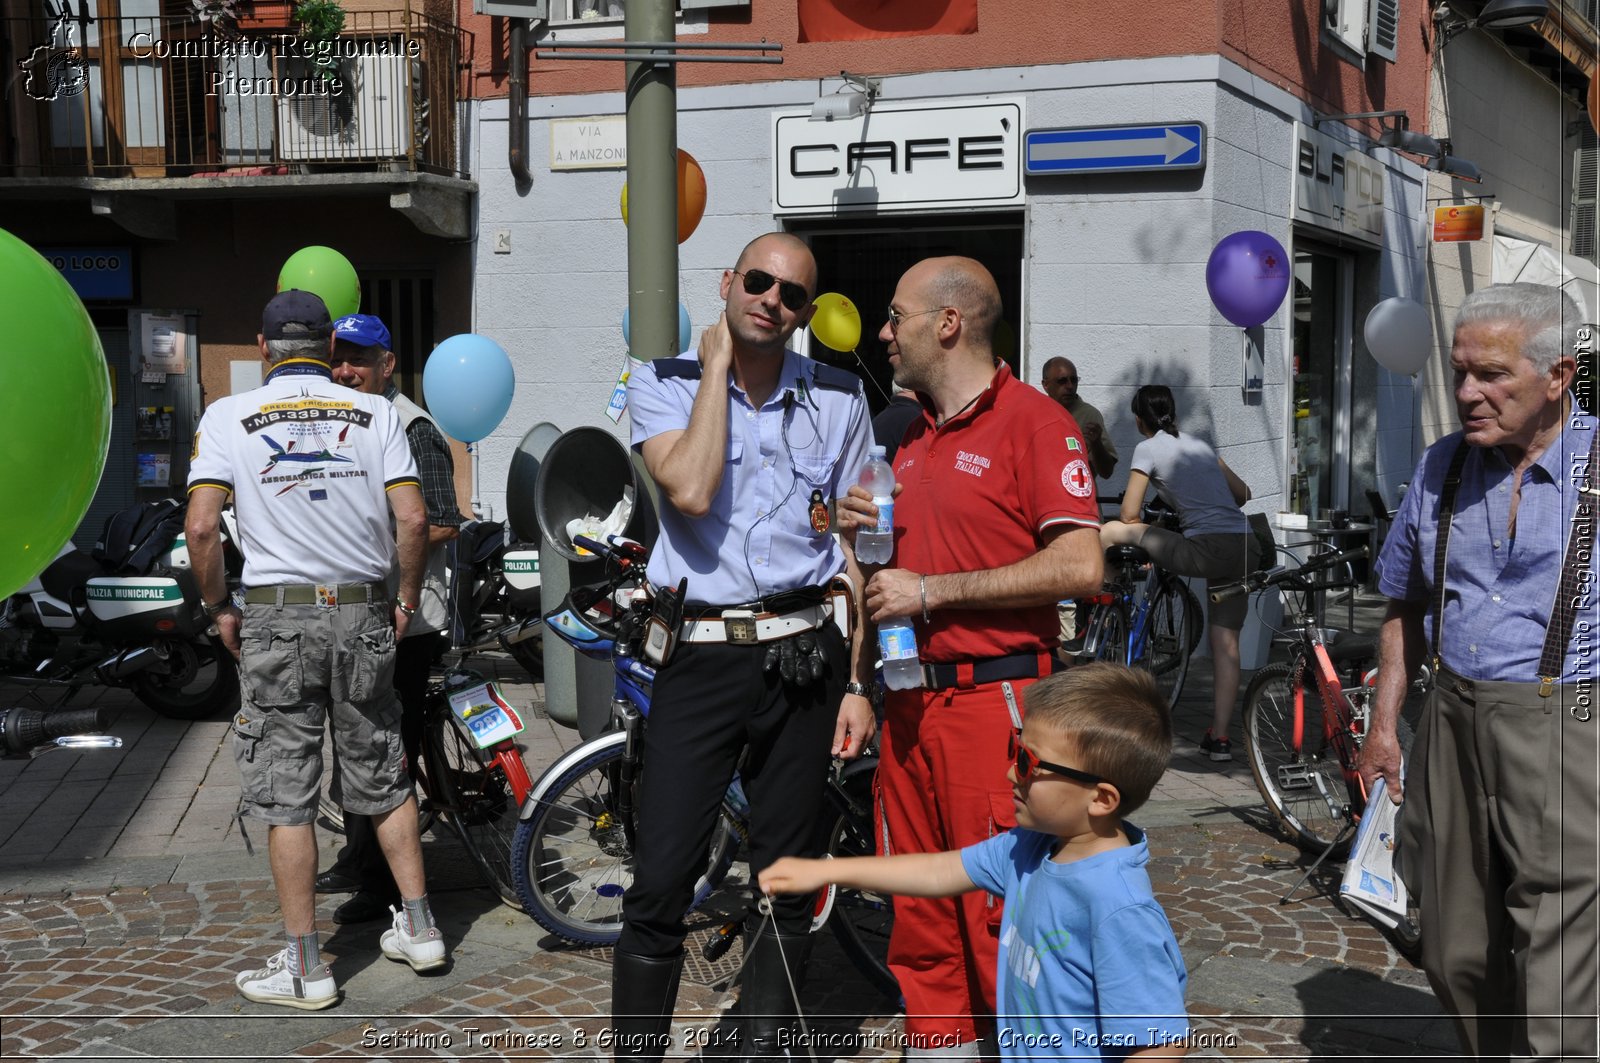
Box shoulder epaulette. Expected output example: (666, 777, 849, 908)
(809, 362, 861, 393)
(654, 360, 703, 381)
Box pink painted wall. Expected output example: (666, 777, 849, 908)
(460, 0, 1428, 135)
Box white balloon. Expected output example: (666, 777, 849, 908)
(1363, 297, 1434, 376)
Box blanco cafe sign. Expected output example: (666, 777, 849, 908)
(551, 115, 627, 171)
(773, 98, 1024, 215)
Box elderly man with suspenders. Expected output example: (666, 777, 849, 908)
(1362, 282, 1598, 1060)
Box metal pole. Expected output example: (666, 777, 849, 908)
(624, 0, 678, 366)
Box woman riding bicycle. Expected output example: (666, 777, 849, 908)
(1100, 384, 1257, 760)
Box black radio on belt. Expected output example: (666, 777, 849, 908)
(642, 578, 687, 667)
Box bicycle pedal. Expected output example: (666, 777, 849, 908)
(701, 922, 742, 962)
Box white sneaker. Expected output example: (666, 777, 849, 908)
(235, 947, 339, 1010)
(380, 906, 447, 972)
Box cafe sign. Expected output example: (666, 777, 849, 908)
(773, 98, 1024, 215)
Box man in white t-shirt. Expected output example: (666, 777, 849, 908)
(185, 289, 445, 1010)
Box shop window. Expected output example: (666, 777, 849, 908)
(1324, 0, 1400, 63)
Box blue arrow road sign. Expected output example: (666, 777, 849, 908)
(1024, 123, 1206, 175)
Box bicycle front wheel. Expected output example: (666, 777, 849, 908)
(511, 735, 737, 947)
(1242, 661, 1354, 857)
(1139, 577, 1199, 708)
(425, 709, 532, 910)
(820, 803, 898, 1001)
(1090, 600, 1131, 667)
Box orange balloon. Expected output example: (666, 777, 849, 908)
(620, 149, 708, 245)
(676, 149, 706, 244)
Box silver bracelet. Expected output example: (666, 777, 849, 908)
(919, 575, 931, 623)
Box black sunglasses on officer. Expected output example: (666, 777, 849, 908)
(733, 268, 811, 312)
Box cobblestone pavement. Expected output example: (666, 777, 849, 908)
(0, 591, 1457, 1061)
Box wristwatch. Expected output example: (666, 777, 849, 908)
(844, 681, 873, 699)
(396, 599, 418, 618)
(202, 599, 231, 618)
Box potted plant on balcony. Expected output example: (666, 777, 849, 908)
(191, 0, 240, 37)
(234, 0, 296, 32)
(293, 0, 346, 82)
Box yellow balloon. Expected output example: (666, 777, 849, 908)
(810, 292, 861, 352)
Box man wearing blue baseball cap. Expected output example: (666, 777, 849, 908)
(315, 312, 466, 925)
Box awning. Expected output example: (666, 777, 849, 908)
(1492, 234, 1600, 322)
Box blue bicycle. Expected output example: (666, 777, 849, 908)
(508, 535, 896, 998)
(1078, 512, 1203, 709)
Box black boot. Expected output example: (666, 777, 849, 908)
(739, 926, 812, 1061)
(611, 950, 683, 1063)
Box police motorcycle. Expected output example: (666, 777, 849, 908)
(0, 498, 241, 720)
(445, 518, 544, 680)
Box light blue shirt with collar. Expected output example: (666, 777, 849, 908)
(1375, 412, 1597, 683)
(626, 348, 873, 606)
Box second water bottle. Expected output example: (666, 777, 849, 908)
(878, 617, 924, 690)
(857, 444, 895, 565)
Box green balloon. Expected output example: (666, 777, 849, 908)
(0, 228, 111, 597)
(277, 245, 360, 320)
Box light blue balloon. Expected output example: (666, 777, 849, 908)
(622, 303, 692, 356)
(422, 334, 515, 443)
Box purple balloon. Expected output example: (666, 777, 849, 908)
(1206, 231, 1292, 328)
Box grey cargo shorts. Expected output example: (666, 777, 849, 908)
(230, 598, 409, 826)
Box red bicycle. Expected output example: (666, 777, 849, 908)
(1214, 547, 1405, 859)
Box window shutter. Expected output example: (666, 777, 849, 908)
(1367, 0, 1399, 62)
(1572, 127, 1598, 259)
(472, 0, 548, 19)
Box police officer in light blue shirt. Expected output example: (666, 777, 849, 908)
(1362, 283, 1598, 1061)
(613, 232, 876, 1062)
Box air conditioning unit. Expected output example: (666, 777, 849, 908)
(276, 52, 427, 161)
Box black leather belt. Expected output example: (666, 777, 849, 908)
(923, 652, 1060, 692)
(685, 585, 829, 619)
(242, 582, 384, 606)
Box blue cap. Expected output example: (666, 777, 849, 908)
(332, 313, 392, 350)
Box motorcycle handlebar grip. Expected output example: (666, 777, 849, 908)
(2, 706, 110, 754)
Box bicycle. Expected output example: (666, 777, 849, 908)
(1216, 545, 1422, 951)
(509, 534, 897, 1000)
(1076, 502, 1202, 708)
(320, 656, 542, 911)
(418, 663, 537, 909)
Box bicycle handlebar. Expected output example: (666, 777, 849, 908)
(572, 534, 648, 566)
(1209, 545, 1370, 604)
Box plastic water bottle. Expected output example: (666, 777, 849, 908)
(856, 445, 896, 565)
(878, 617, 923, 690)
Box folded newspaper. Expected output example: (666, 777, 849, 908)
(1339, 777, 1408, 929)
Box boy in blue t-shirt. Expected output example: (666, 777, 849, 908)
(760, 664, 1189, 1060)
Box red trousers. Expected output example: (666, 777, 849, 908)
(878, 677, 1042, 1052)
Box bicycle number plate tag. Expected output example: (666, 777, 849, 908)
(448, 682, 525, 749)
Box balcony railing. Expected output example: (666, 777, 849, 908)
(1, 8, 470, 179)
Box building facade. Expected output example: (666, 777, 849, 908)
(463, 0, 1450, 528)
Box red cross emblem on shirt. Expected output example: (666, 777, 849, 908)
(1062, 458, 1094, 497)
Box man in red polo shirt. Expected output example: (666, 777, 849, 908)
(843, 256, 1104, 1056)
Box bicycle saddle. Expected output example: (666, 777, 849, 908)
(1104, 544, 1151, 566)
(1326, 631, 1376, 663)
